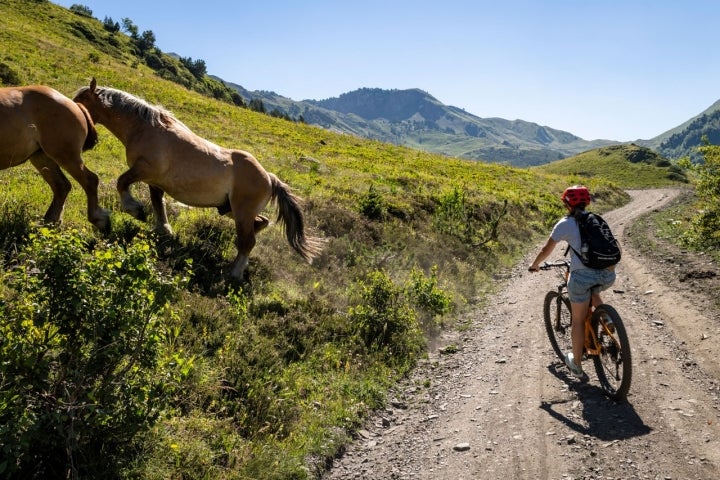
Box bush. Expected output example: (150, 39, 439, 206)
(0, 200, 33, 264)
(406, 266, 454, 317)
(349, 270, 424, 367)
(358, 184, 386, 221)
(0, 62, 21, 86)
(0, 228, 188, 479)
(433, 186, 470, 239)
(682, 144, 720, 250)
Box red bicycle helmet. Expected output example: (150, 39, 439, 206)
(561, 185, 591, 208)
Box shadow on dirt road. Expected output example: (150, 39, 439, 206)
(540, 363, 652, 441)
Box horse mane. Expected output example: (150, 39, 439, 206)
(83, 86, 179, 129)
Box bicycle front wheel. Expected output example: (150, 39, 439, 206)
(591, 304, 632, 401)
(543, 290, 572, 363)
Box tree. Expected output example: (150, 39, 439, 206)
(230, 91, 246, 107)
(191, 58, 207, 78)
(102, 16, 120, 33)
(137, 30, 157, 54)
(180, 56, 207, 79)
(249, 98, 266, 113)
(121, 17, 139, 39)
(69, 4, 92, 17)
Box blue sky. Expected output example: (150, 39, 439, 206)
(54, 0, 720, 141)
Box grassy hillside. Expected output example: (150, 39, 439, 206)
(534, 144, 690, 188)
(0, 2, 681, 478)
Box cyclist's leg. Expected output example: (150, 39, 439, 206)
(567, 269, 599, 373)
(570, 299, 590, 368)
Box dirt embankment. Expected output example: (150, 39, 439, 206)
(324, 189, 720, 480)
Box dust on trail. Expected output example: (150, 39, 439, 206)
(324, 189, 720, 480)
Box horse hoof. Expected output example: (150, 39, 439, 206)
(153, 223, 173, 236)
(254, 215, 270, 233)
(92, 210, 112, 232)
(230, 256, 249, 279)
(122, 201, 147, 222)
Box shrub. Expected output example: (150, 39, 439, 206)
(0, 200, 33, 264)
(161, 213, 235, 293)
(433, 187, 508, 248)
(433, 185, 470, 239)
(406, 266, 454, 317)
(0, 62, 21, 86)
(0, 228, 187, 479)
(682, 144, 720, 250)
(358, 184, 386, 221)
(348, 270, 424, 367)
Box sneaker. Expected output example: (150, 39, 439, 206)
(564, 352, 589, 382)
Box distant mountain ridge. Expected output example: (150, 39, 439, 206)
(220, 84, 720, 167)
(310, 88, 443, 122)
(220, 82, 618, 166)
(637, 99, 720, 161)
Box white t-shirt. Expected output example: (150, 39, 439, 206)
(550, 215, 588, 272)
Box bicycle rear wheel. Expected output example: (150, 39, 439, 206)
(591, 304, 632, 401)
(543, 290, 572, 362)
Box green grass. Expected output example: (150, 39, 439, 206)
(0, 2, 688, 478)
(534, 143, 690, 188)
(629, 190, 720, 263)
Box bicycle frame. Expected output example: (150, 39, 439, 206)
(585, 313, 607, 356)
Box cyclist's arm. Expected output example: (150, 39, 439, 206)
(529, 237, 558, 272)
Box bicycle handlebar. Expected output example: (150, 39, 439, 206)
(538, 260, 570, 271)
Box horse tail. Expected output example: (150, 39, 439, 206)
(76, 102, 98, 151)
(269, 173, 324, 262)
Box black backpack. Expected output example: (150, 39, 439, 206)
(569, 212, 621, 269)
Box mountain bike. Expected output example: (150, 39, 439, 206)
(540, 260, 632, 401)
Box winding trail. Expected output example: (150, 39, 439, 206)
(325, 189, 720, 480)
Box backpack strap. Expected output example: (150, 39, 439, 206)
(566, 211, 590, 259)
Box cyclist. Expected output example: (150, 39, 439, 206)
(528, 185, 617, 381)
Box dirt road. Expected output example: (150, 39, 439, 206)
(324, 189, 720, 480)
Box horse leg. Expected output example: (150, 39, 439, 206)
(29, 153, 72, 225)
(229, 214, 272, 278)
(149, 185, 173, 235)
(117, 164, 148, 221)
(230, 213, 258, 279)
(32, 153, 110, 231)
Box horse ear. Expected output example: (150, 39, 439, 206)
(90, 77, 97, 92)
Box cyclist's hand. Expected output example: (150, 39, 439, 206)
(528, 265, 539, 272)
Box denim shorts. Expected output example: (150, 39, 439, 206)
(567, 268, 616, 303)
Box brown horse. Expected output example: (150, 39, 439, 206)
(0, 85, 109, 230)
(73, 78, 322, 278)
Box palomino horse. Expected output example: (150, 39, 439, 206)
(73, 78, 322, 278)
(0, 85, 109, 230)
